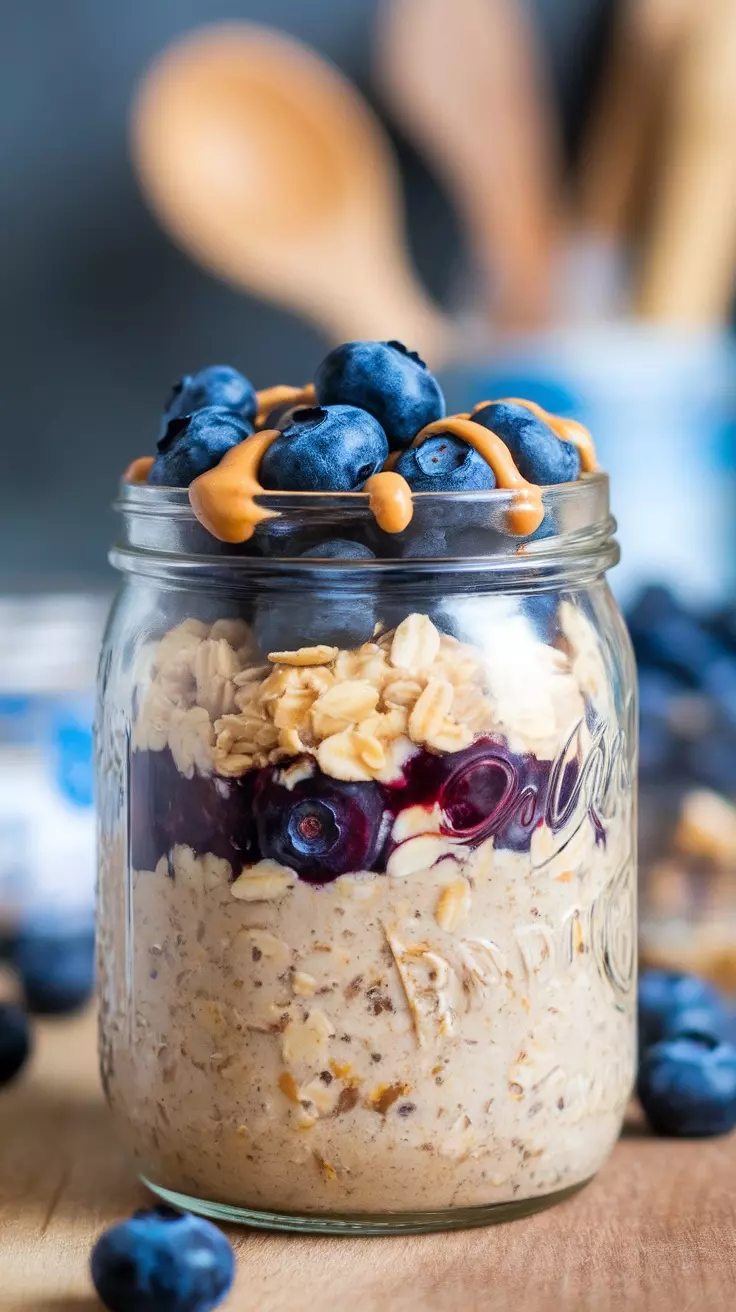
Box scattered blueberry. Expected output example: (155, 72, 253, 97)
(12, 923, 95, 1016)
(314, 340, 445, 449)
(628, 585, 725, 689)
(90, 1205, 235, 1312)
(394, 434, 497, 492)
(472, 401, 581, 485)
(637, 1032, 736, 1137)
(160, 364, 257, 439)
(0, 1003, 31, 1086)
(259, 405, 388, 492)
(149, 408, 252, 487)
(638, 969, 727, 1049)
(256, 768, 387, 881)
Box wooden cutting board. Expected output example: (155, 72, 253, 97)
(1, 1011, 734, 1312)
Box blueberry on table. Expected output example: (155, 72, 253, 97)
(149, 408, 252, 488)
(259, 405, 388, 492)
(637, 1033, 736, 1137)
(256, 769, 387, 881)
(90, 1205, 235, 1312)
(0, 1003, 31, 1086)
(12, 923, 95, 1016)
(160, 364, 257, 439)
(394, 434, 497, 492)
(314, 340, 445, 449)
(638, 969, 727, 1049)
(472, 401, 581, 485)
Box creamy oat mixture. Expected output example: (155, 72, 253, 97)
(100, 606, 636, 1214)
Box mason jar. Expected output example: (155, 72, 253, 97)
(97, 475, 637, 1234)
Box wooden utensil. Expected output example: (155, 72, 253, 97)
(578, 0, 696, 248)
(377, 0, 560, 332)
(638, 0, 736, 322)
(131, 23, 449, 362)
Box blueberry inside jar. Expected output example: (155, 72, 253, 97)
(98, 346, 637, 1232)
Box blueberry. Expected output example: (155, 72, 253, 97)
(638, 969, 727, 1049)
(472, 401, 581, 485)
(90, 1205, 235, 1312)
(254, 539, 377, 652)
(160, 364, 256, 439)
(259, 405, 388, 492)
(637, 1033, 736, 1137)
(628, 586, 724, 689)
(300, 540, 377, 561)
(394, 434, 496, 492)
(149, 408, 252, 488)
(255, 768, 387, 881)
(687, 730, 736, 793)
(0, 1003, 31, 1086)
(314, 340, 445, 449)
(12, 923, 95, 1016)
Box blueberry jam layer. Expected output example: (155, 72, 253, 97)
(130, 737, 587, 883)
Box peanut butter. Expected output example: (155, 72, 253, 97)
(123, 455, 155, 484)
(254, 383, 316, 428)
(364, 470, 415, 533)
(188, 428, 281, 542)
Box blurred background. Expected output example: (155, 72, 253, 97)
(1, 0, 735, 1001)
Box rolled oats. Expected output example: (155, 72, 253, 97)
(268, 646, 338, 666)
(435, 879, 471, 933)
(231, 860, 296, 902)
(168, 706, 214, 778)
(408, 678, 454, 744)
(317, 729, 384, 782)
(390, 614, 441, 671)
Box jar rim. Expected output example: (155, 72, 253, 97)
(111, 473, 618, 588)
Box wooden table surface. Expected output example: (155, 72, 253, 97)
(1, 1010, 734, 1312)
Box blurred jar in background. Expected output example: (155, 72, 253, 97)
(0, 595, 105, 1013)
(629, 585, 736, 994)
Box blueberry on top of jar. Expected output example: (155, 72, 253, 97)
(259, 405, 388, 492)
(473, 400, 581, 485)
(149, 408, 253, 487)
(394, 434, 497, 492)
(160, 364, 257, 439)
(314, 340, 445, 449)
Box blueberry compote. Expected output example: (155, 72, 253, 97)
(130, 736, 586, 883)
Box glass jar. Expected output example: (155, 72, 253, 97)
(97, 475, 637, 1234)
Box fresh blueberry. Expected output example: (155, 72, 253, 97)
(255, 768, 387, 882)
(149, 408, 252, 488)
(627, 586, 725, 689)
(254, 539, 377, 653)
(90, 1205, 235, 1312)
(521, 593, 559, 644)
(259, 405, 388, 492)
(0, 1003, 31, 1086)
(262, 398, 308, 431)
(160, 364, 256, 439)
(638, 969, 727, 1049)
(12, 923, 95, 1016)
(300, 540, 377, 561)
(314, 340, 445, 449)
(637, 1032, 736, 1137)
(687, 729, 736, 794)
(472, 401, 581, 485)
(394, 434, 497, 492)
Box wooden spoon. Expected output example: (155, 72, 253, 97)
(377, 0, 561, 332)
(637, 0, 736, 322)
(131, 23, 449, 362)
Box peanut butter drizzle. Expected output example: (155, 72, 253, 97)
(364, 470, 414, 533)
(254, 383, 316, 428)
(188, 428, 281, 543)
(472, 398, 599, 474)
(123, 455, 155, 484)
(414, 417, 545, 536)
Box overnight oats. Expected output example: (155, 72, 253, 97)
(97, 342, 638, 1232)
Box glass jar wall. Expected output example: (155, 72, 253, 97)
(97, 478, 637, 1233)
